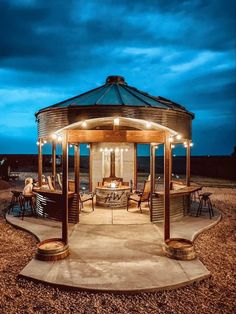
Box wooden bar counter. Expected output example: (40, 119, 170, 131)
(34, 188, 78, 223)
(151, 184, 202, 222)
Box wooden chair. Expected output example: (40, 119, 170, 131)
(57, 173, 62, 190)
(127, 180, 151, 212)
(47, 176, 54, 190)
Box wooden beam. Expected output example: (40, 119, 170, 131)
(62, 131, 68, 245)
(68, 130, 165, 143)
(133, 143, 137, 191)
(186, 139, 191, 187)
(164, 134, 171, 241)
(89, 143, 93, 192)
(52, 140, 56, 187)
(38, 139, 42, 187)
(74, 144, 80, 220)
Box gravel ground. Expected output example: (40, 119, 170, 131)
(0, 185, 235, 313)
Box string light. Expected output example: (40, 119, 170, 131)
(82, 121, 87, 128)
(171, 144, 175, 148)
(146, 121, 152, 128)
(114, 117, 120, 125)
(169, 136, 174, 143)
(51, 133, 57, 140)
(43, 140, 47, 144)
(57, 135, 62, 142)
(176, 134, 182, 140)
(190, 142, 194, 147)
(36, 141, 40, 146)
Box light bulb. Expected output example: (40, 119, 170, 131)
(82, 121, 87, 128)
(146, 121, 151, 128)
(114, 118, 120, 125)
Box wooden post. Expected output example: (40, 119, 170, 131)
(62, 132, 68, 245)
(150, 144, 155, 222)
(52, 140, 56, 187)
(133, 143, 137, 190)
(38, 138, 42, 187)
(164, 134, 171, 241)
(186, 139, 191, 187)
(89, 143, 93, 192)
(150, 144, 155, 191)
(74, 144, 80, 218)
(169, 145, 172, 184)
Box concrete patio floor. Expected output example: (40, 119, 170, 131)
(6, 205, 221, 292)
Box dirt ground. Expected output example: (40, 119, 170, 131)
(0, 179, 235, 314)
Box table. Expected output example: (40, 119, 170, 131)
(96, 186, 130, 208)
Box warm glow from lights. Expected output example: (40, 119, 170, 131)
(52, 133, 57, 140)
(36, 141, 39, 146)
(70, 144, 73, 148)
(171, 144, 175, 148)
(183, 141, 187, 145)
(155, 145, 158, 149)
(82, 121, 87, 128)
(43, 140, 47, 144)
(190, 142, 194, 147)
(110, 182, 116, 188)
(110, 148, 113, 152)
(114, 118, 120, 126)
(115, 147, 119, 152)
(100, 148, 103, 152)
(121, 148, 124, 152)
(105, 147, 108, 152)
(176, 134, 182, 140)
(169, 136, 174, 143)
(125, 148, 128, 152)
(57, 136, 62, 142)
(146, 121, 151, 128)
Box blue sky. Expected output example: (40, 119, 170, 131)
(0, 0, 235, 156)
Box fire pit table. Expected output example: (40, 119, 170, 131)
(96, 185, 130, 208)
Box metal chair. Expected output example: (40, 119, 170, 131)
(127, 180, 151, 212)
(8, 190, 23, 214)
(196, 192, 214, 218)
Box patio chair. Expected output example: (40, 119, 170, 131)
(78, 192, 95, 212)
(57, 173, 62, 189)
(127, 180, 151, 212)
(47, 176, 55, 190)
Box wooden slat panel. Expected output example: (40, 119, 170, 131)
(68, 130, 165, 143)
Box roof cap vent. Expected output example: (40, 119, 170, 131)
(106, 75, 126, 84)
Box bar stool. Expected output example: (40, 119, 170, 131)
(8, 190, 23, 214)
(21, 195, 36, 220)
(196, 192, 214, 218)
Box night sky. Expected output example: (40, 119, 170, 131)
(0, 0, 235, 156)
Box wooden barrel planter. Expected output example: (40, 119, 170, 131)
(36, 238, 69, 261)
(163, 238, 196, 260)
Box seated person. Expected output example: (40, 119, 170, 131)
(23, 178, 34, 196)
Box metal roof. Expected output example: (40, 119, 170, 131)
(39, 75, 192, 114)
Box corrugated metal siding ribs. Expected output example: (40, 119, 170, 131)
(37, 106, 192, 139)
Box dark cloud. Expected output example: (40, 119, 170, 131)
(0, 0, 235, 155)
